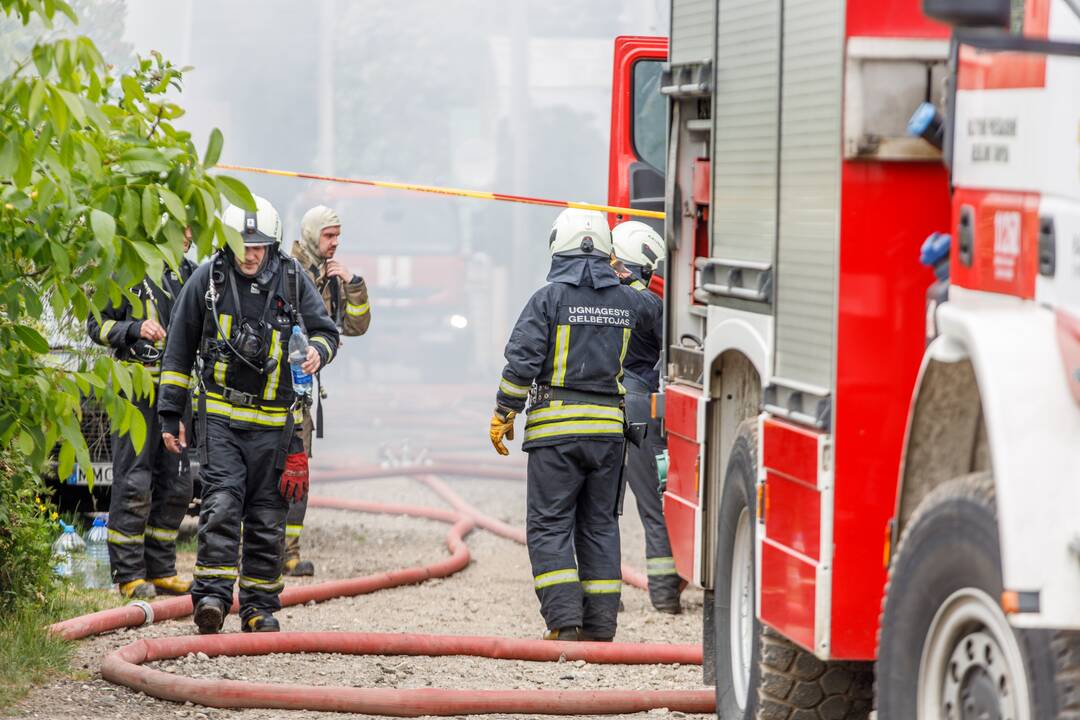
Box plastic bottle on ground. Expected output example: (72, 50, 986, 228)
(82, 516, 112, 589)
(52, 521, 86, 580)
(288, 325, 313, 397)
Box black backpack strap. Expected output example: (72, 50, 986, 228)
(281, 257, 307, 334)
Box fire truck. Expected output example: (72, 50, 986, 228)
(614, 0, 1080, 716)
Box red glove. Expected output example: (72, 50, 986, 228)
(279, 452, 309, 502)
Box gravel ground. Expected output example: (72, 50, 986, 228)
(10, 385, 710, 720)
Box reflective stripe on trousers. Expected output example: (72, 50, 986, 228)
(534, 568, 579, 590)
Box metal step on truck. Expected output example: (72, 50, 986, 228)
(615, 0, 1080, 716)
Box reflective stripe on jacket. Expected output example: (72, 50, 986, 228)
(496, 255, 655, 449)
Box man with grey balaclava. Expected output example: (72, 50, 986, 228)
(284, 205, 372, 576)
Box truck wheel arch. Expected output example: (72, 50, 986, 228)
(895, 335, 989, 536)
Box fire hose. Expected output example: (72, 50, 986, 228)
(51, 469, 713, 716)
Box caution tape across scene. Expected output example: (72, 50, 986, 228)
(217, 164, 666, 221)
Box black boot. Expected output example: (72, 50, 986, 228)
(193, 597, 227, 635)
(242, 611, 281, 633)
(543, 626, 583, 641)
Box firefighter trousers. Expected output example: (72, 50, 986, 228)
(526, 438, 624, 640)
(192, 415, 295, 619)
(623, 372, 681, 608)
(107, 393, 193, 584)
(284, 411, 314, 561)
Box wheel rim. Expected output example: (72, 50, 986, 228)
(917, 588, 1030, 720)
(729, 507, 753, 710)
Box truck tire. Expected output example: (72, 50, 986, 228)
(713, 423, 874, 720)
(877, 472, 1077, 719)
(713, 424, 761, 719)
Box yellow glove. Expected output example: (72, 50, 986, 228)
(489, 409, 517, 455)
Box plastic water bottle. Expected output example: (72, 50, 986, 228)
(288, 325, 313, 396)
(52, 521, 86, 579)
(82, 516, 112, 589)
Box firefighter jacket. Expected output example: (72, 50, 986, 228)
(86, 258, 198, 380)
(291, 218, 371, 336)
(620, 264, 663, 391)
(157, 250, 340, 433)
(496, 255, 654, 450)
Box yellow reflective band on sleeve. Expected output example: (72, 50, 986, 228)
(99, 319, 117, 343)
(499, 377, 530, 398)
(285, 524, 303, 538)
(213, 314, 233, 385)
(630, 280, 646, 291)
(526, 404, 623, 425)
(193, 565, 238, 580)
(551, 324, 570, 386)
(346, 302, 370, 317)
(523, 419, 625, 443)
(107, 528, 144, 545)
(646, 557, 678, 576)
(262, 329, 283, 401)
(311, 335, 335, 362)
(615, 327, 632, 394)
(581, 579, 622, 595)
(145, 526, 179, 543)
(533, 568, 580, 590)
(161, 371, 191, 390)
(239, 575, 284, 593)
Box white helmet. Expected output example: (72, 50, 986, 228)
(612, 221, 666, 272)
(222, 195, 282, 247)
(548, 208, 612, 257)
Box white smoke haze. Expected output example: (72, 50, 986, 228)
(108, 0, 668, 461)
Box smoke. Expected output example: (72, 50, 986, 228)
(120, 0, 668, 459)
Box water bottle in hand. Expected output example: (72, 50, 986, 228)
(288, 325, 313, 397)
(82, 516, 112, 589)
(52, 521, 85, 579)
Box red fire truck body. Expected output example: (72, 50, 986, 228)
(624, 0, 1080, 715)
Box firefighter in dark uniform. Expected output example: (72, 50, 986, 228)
(87, 232, 198, 600)
(283, 205, 372, 577)
(612, 220, 681, 613)
(158, 196, 339, 634)
(489, 208, 652, 642)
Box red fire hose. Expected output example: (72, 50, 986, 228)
(54, 468, 713, 716)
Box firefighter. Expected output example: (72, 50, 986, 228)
(158, 196, 339, 634)
(611, 220, 681, 613)
(282, 205, 372, 577)
(86, 231, 198, 599)
(489, 208, 652, 642)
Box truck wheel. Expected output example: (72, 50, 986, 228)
(713, 424, 760, 719)
(713, 424, 873, 720)
(877, 472, 1075, 719)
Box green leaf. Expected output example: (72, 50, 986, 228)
(127, 401, 146, 453)
(57, 441, 74, 480)
(120, 147, 169, 175)
(50, 240, 71, 274)
(122, 188, 140, 234)
(219, 221, 245, 257)
(215, 175, 255, 211)
(90, 209, 116, 244)
(28, 79, 46, 121)
(203, 128, 223, 168)
(0, 135, 17, 176)
(13, 325, 50, 354)
(141, 184, 160, 236)
(56, 88, 87, 126)
(159, 187, 186, 223)
(132, 240, 164, 281)
(16, 430, 34, 456)
(54, 0, 77, 23)
(120, 74, 145, 104)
